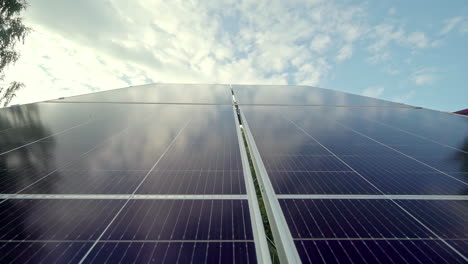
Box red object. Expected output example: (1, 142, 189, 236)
(454, 109, 468, 116)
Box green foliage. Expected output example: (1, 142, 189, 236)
(0, 0, 29, 107)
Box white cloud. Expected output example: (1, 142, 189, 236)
(361, 86, 384, 98)
(367, 24, 435, 63)
(5, 0, 373, 105)
(388, 8, 396, 15)
(412, 68, 438, 85)
(440, 16, 467, 35)
(336, 45, 353, 62)
(310, 34, 331, 52)
(407, 32, 429, 48)
(413, 75, 436, 85)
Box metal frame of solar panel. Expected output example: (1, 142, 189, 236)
(236, 85, 468, 264)
(0, 84, 271, 264)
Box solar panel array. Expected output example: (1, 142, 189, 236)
(0, 84, 269, 264)
(236, 85, 467, 263)
(1, 83, 466, 263)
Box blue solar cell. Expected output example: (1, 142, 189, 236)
(20, 170, 147, 194)
(262, 155, 350, 172)
(0, 242, 91, 264)
(447, 240, 468, 257)
(0, 199, 125, 240)
(295, 240, 466, 264)
(242, 105, 467, 195)
(269, 171, 379, 194)
(279, 199, 434, 239)
(360, 171, 466, 195)
(136, 170, 246, 195)
(102, 199, 253, 241)
(1, 105, 245, 195)
(395, 200, 467, 239)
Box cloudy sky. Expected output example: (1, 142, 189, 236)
(4, 0, 468, 111)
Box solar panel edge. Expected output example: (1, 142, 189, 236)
(239, 108, 302, 264)
(232, 105, 272, 264)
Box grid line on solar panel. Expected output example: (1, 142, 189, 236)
(394, 200, 467, 239)
(294, 239, 466, 264)
(0, 113, 157, 194)
(100, 199, 253, 241)
(0, 199, 125, 241)
(268, 171, 380, 195)
(0, 242, 92, 264)
(447, 240, 468, 257)
(361, 115, 468, 154)
(279, 199, 437, 239)
(0, 194, 249, 200)
(335, 121, 468, 184)
(136, 170, 246, 195)
(0, 119, 93, 156)
(280, 114, 468, 194)
(85, 242, 257, 264)
(274, 116, 467, 258)
(0, 241, 258, 264)
(77, 120, 192, 262)
(276, 195, 468, 200)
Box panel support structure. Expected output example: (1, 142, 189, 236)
(232, 106, 272, 264)
(239, 109, 301, 264)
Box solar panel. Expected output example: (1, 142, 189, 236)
(51, 83, 233, 104)
(2, 83, 466, 263)
(239, 97, 467, 262)
(0, 87, 270, 263)
(232, 84, 410, 107)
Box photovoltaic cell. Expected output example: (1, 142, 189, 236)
(0, 104, 246, 195)
(102, 199, 253, 241)
(20, 170, 147, 194)
(279, 199, 434, 239)
(137, 170, 246, 195)
(0, 199, 125, 240)
(295, 240, 466, 264)
(241, 105, 468, 195)
(395, 200, 467, 239)
(269, 171, 379, 195)
(85, 242, 257, 264)
(240, 100, 467, 263)
(447, 240, 468, 257)
(0, 85, 266, 263)
(0, 242, 92, 264)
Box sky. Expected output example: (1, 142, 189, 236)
(3, 0, 468, 111)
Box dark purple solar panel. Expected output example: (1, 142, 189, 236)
(395, 200, 467, 239)
(0, 104, 246, 195)
(85, 242, 257, 264)
(242, 106, 468, 195)
(20, 170, 147, 194)
(103, 199, 253, 241)
(279, 199, 434, 239)
(0, 242, 92, 264)
(137, 170, 246, 195)
(0, 199, 125, 240)
(269, 171, 379, 194)
(295, 240, 466, 264)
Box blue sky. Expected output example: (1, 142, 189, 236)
(4, 0, 468, 111)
